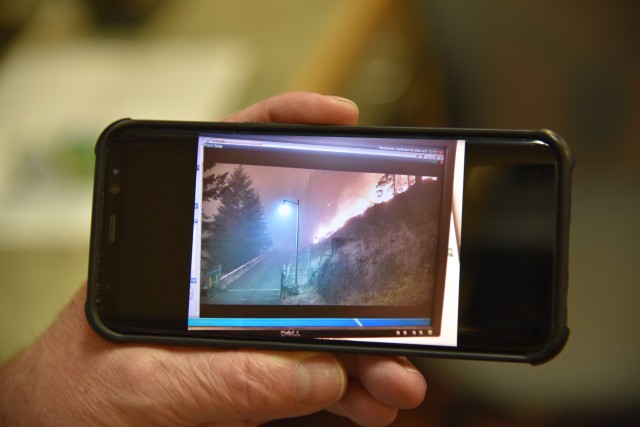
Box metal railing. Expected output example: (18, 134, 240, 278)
(203, 265, 221, 297)
(203, 255, 264, 296)
(280, 241, 333, 299)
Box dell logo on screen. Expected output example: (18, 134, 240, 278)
(280, 330, 301, 338)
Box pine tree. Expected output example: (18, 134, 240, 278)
(202, 172, 229, 201)
(208, 165, 271, 273)
(200, 165, 229, 274)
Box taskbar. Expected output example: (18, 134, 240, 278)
(187, 317, 438, 338)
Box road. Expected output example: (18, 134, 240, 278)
(203, 249, 292, 305)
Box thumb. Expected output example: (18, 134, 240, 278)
(142, 349, 347, 424)
(221, 91, 359, 125)
(14, 285, 346, 426)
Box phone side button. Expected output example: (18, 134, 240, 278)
(108, 214, 116, 244)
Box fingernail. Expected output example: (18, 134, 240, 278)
(328, 95, 359, 110)
(295, 356, 345, 405)
(397, 357, 428, 390)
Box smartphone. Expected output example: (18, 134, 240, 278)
(86, 120, 573, 364)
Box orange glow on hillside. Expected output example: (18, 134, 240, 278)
(312, 175, 436, 243)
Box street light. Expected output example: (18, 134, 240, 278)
(280, 199, 300, 293)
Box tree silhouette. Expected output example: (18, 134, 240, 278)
(200, 165, 229, 274)
(376, 173, 397, 198)
(208, 165, 271, 273)
(202, 171, 229, 202)
(376, 174, 418, 199)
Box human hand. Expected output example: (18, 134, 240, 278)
(0, 92, 427, 427)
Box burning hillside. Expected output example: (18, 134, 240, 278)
(312, 174, 437, 243)
(314, 179, 444, 307)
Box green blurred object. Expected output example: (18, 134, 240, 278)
(52, 139, 95, 180)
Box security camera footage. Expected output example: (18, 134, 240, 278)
(187, 134, 463, 345)
(202, 164, 442, 307)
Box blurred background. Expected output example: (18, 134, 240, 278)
(1, 0, 638, 425)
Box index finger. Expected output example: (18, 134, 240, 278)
(339, 354, 427, 410)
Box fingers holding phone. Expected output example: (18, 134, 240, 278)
(221, 91, 359, 125)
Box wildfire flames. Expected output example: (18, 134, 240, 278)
(312, 175, 436, 244)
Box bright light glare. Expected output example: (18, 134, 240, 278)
(278, 203, 292, 216)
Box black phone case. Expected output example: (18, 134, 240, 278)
(86, 120, 573, 365)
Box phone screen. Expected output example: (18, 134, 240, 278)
(186, 134, 465, 347)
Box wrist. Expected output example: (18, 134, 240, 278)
(0, 352, 38, 426)
(0, 289, 107, 426)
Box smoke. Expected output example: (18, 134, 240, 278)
(305, 170, 382, 243)
(202, 163, 413, 248)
